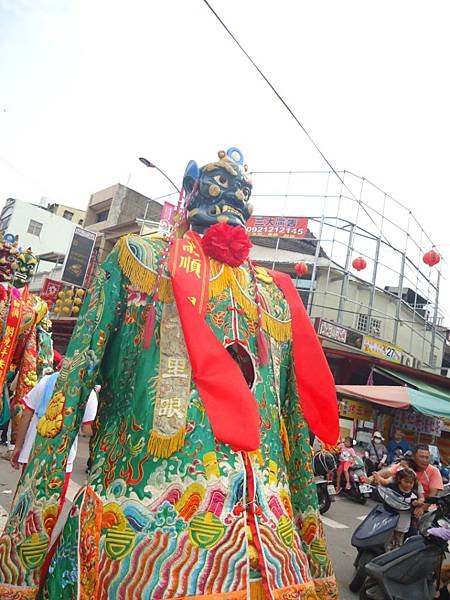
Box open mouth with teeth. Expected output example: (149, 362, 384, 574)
(209, 204, 245, 222)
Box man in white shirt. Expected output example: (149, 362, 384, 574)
(11, 373, 98, 510)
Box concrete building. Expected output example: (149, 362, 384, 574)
(44, 203, 86, 225)
(84, 183, 163, 261)
(252, 243, 445, 376)
(0, 197, 80, 271)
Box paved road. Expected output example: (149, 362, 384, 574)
(0, 440, 371, 598)
(323, 494, 372, 599)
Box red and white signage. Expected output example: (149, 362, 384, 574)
(158, 201, 175, 235)
(246, 216, 308, 239)
(41, 278, 64, 304)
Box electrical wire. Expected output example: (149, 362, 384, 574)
(200, 0, 398, 252)
(201, 0, 333, 174)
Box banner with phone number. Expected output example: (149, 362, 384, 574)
(246, 216, 308, 239)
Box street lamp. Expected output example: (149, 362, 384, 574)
(138, 157, 181, 235)
(138, 157, 181, 194)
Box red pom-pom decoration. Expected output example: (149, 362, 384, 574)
(294, 262, 308, 276)
(352, 257, 367, 271)
(423, 250, 441, 267)
(201, 223, 252, 267)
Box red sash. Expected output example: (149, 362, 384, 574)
(168, 231, 260, 451)
(168, 232, 338, 449)
(270, 270, 339, 445)
(0, 286, 23, 391)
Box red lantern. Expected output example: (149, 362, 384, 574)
(352, 257, 367, 272)
(294, 262, 308, 276)
(423, 249, 441, 267)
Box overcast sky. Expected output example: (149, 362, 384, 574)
(1, 0, 449, 322)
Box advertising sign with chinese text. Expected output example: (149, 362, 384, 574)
(315, 318, 363, 350)
(339, 398, 373, 421)
(362, 335, 402, 363)
(61, 227, 97, 288)
(246, 216, 308, 238)
(394, 410, 442, 437)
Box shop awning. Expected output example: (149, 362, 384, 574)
(336, 382, 450, 420)
(409, 388, 450, 419)
(374, 366, 450, 401)
(336, 385, 411, 409)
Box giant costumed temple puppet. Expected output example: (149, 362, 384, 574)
(0, 149, 339, 600)
(0, 235, 53, 431)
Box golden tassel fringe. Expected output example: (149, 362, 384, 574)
(117, 237, 173, 302)
(209, 264, 292, 342)
(147, 428, 185, 458)
(250, 581, 267, 600)
(117, 237, 291, 341)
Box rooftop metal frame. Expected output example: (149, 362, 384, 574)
(249, 170, 445, 373)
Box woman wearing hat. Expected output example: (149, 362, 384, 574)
(366, 431, 388, 475)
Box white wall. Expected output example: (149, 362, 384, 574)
(312, 268, 445, 370)
(2, 199, 78, 272)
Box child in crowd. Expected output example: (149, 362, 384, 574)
(387, 467, 424, 548)
(336, 436, 356, 493)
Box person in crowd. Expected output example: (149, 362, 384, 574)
(10, 371, 98, 512)
(386, 467, 424, 548)
(373, 443, 443, 516)
(336, 436, 356, 492)
(387, 428, 410, 463)
(366, 431, 388, 474)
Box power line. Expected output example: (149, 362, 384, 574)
(201, 0, 334, 175)
(200, 0, 397, 253)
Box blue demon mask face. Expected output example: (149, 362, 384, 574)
(183, 148, 253, 233)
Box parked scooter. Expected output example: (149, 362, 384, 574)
(360, 490, 450, 599)
(338, 455, 371, 504)
(349, 485, 412, 592)
(313, 450, 337, 515)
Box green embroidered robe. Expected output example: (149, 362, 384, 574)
(0, 234, 337, 600)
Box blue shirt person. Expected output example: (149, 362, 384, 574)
(387, 428, 410, 463)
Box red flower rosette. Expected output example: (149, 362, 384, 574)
(201, 223, 252, 267)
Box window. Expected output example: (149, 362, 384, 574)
(63, 210, 74, 221)
(96, 209, 109, 223)
(356, 313, 382, 337)
(356, 313, 368, 332)
(27, 219, 43, 236)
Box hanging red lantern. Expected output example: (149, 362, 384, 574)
(423, 249, 441, 267)
(352, 256, 367, 271)
(294, 262, 309, 276)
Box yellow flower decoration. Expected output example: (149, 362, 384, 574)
(37, 391, 65, 438)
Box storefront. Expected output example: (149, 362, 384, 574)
(336, 381, 450, 465)
(338, 397, 374, 443)
(315, 317, 423, 385)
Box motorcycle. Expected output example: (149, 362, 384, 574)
(313, 450, 337, 515)
(337, 455, 372, 504)
(349, 485, 412, 593)
(360, 490, 450, 599)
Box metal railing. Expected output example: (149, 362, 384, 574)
(250, 170, 445, 373)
